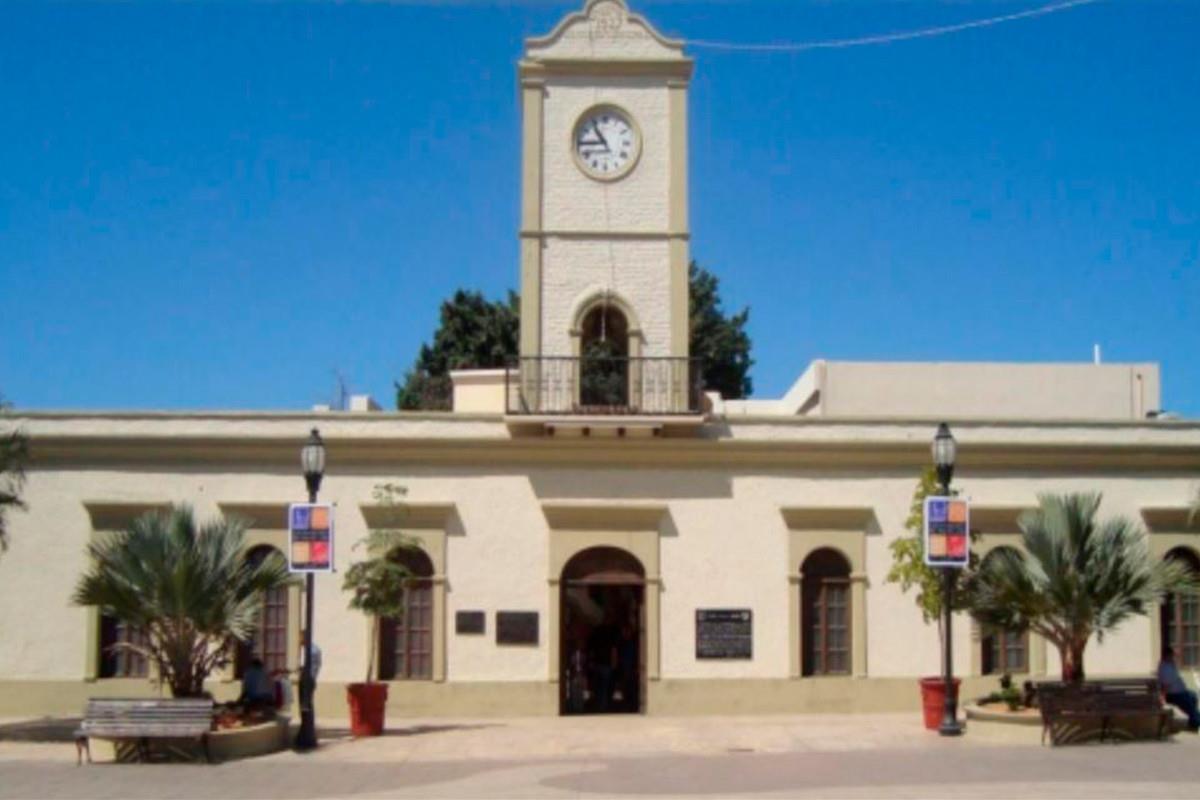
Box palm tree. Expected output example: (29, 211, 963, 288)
(966, 492, 1198, 684)
(72, 506, 295, 698)
(0, 397, 28, 555)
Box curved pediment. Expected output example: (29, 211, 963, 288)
(526, 0, 686, 63)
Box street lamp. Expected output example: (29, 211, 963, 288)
(931, 422, 963, 737)
(295, 428, 325, 750)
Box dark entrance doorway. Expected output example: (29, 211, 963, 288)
(560, 547, 645, 715)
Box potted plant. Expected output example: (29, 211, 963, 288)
(886, 468, 976, 730)
(341, 484, 419, 737)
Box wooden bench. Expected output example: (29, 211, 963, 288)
(1037, 679, 1173, 746)
(75, 698, 213, 764)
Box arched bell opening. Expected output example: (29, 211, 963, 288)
(579, 305, 630, 409)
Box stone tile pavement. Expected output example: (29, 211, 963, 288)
(0, 713, 1197, 799)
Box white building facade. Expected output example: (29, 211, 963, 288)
(1, 0, 1197, 719)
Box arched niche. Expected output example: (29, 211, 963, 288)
(379, 548, 436, 681)
(783, 507, 871, 679)
(1160, 546, 1200, 669)
(800, 548, 852, 677)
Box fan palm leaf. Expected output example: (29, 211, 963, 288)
(72, 506, 294, 697)
(966, 492, 1198, 683)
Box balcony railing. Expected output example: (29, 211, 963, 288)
(506, 356, 704, 416)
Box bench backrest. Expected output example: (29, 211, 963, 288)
(1037, 679, 1162, 718)
(81, 698, 213, 737)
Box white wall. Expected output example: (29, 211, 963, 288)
(820, 362, 1161, 421)
(4, 422, 1194, 687)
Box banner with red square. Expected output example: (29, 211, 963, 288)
(288, 503, 334, 573)
(924, 496, 970, 568)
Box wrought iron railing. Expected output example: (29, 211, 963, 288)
(506, 356, 704, 416)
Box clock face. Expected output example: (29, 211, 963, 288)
(573, 106, 640, 180)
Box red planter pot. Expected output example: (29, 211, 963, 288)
(346, 682, 389, 737)
(918, 676, 961, 730)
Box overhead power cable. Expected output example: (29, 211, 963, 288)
(686, 0, 1101, 52)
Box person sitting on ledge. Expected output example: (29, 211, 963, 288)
(238, 657, 276, 713)
(1157, 647, 1200, 732)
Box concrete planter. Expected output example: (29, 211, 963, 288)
(89, 718, 292, 763)
(208, 717, 292, 761)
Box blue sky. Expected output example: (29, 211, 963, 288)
(1, 1, 1197, 414)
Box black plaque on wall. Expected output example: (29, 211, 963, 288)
(695, 609, 753, 659)
(496, 611, 539, 646)
(456, 611, 485, 635)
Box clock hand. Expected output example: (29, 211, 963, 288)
(591, 121, 611, 153)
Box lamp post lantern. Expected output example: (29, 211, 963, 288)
(931, 422, 963, 736)
(295, 428, 325, 750)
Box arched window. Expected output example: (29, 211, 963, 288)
(980, 547, 1029, 675)
(379, 548, 435, 681)
(98, 615, 149, 678)
(1161, 548, 1200, 668)
(579, 304, 630, 409)
(236, 545, 290, 678)
(801, 548, 851, 676)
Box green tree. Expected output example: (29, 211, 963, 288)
(885, 467, 977, 649)
(0, 397, 28, 556)
(965, 492, 1198, 684)
(395, 290, 520, 410)
(688, 261, 753, 399)
(341, 484, 421, 683)
(394, 262, 754, 409)
(71, 506, 295, 697)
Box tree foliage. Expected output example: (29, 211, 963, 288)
(964, 492, 1199, 684)
(688, 261, 753, 399)
(71, 506, 295, 697)
(395, 290, 520, 410)
(0, 397, 28, 555)
(394, 262, 754, 409)
(341, 483, 422, 683)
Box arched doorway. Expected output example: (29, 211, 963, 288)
(379, 548, 435, 681)
(579, 304, 629, 410)
(1160, 547, 1200, 668)
(801, 548, 851, 676)
(236, 545, 290, 678)
(560, 546, 644, 715)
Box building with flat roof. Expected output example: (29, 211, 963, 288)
(1, 0, 1197, 719)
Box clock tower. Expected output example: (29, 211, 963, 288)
(517, 0, 692, 379)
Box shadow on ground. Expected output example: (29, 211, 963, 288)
(315, 723, 501, 742)
(0, 717, 80, 743)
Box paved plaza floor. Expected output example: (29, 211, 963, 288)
(1, 713, 1198, 799)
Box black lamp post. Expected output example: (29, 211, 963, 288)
(932, 422, 963, 736)
(295, 428, 325, 750)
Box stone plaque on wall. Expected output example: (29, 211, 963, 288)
(456, 611, 485, 635)
(496, 611, 539, 645)
(695, 609, 752, 659)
